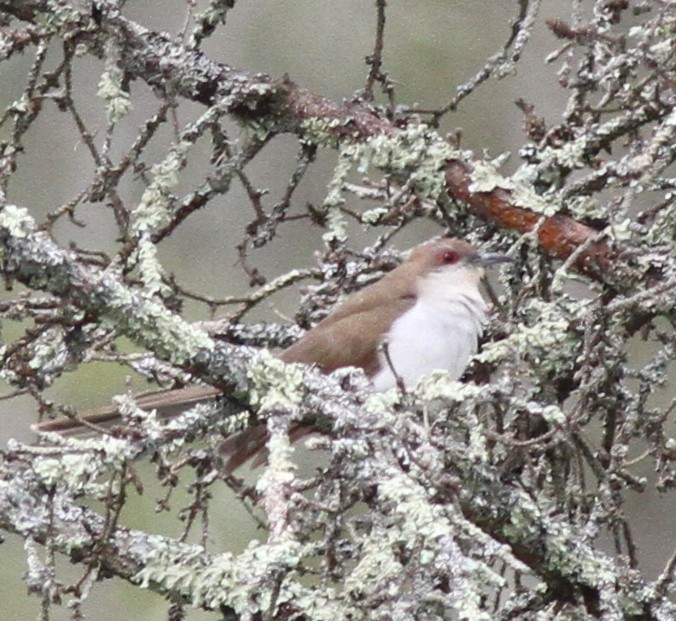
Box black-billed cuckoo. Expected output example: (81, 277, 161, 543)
(35, 238, 511, 465)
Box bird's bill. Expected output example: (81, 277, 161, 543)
(473, 252, 513, 267)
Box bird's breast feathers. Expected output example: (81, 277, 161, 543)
(371, 290, 487, 391)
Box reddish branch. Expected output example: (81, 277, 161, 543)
(444, 160, 617, 282)
(0, 2, 646, 290)
(121, 18, 635, 290)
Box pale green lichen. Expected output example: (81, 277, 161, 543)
(247, 350, 305, 413)
(143, 312, 214, 363)
(360, 206, 389, 224)
(541, 404, 567, 426)
(97, 36, 134, 124)
(545, 520, 618, 587)
(473, 159, 558, 215)
(318, 124, 465, 232)
(135, 537, 311, 616)
(0, 204, 36, 238)
(0, 203, 215, 372)
(8, 93, 30, 114)
(28, 332, 69, 376)
(246, 269, 305, 302)
(110, 393, 162, 430)
(476, 297, 581, 377)
(322, 207, 348, 244)
(132, 146, 188, 236)
(511, 183, 557, 215)
(606, 217, 634, 243)
(468, 160, 515, 193)
(171, 400, 243, 436)
(256, 431, 296, 496)
(466, 410, 490, 464)
(344, 534, 402, 596)
(97, 70, 132, 123)
(134, 233, 171, 297)
(33, 2, 73, 33)
(321, 146, 353, 243)
(192, 4, 229, 33)
(414, 372, 486, 402)
(293, 588, 344, 620)
(29, 435, 133, 497)
(505, 486, 621, 611)
(644, 197, 676, 245)
(298, 117, 344, 149)
(256, 422, 298, 543)
(553, 140, 589, 170)
(352, 125, 463, 200)
(562, 195, 600, 220)
(361, 390, 401, 422)
(98, 272, 215, 364)
(373, 467, 500, 620)
(32, 454, 95, 488)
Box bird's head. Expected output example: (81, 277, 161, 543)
(407, 238, 512, 297)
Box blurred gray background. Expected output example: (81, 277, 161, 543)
(0, 2, 672, 619)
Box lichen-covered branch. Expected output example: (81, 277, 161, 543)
(0, 1, 672, 295)
(0, 1, 673, 619)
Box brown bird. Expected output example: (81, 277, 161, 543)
(35, 238, 511, 467)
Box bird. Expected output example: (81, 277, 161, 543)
(35, 238, 511, 466)
(280, 237, 510, 390)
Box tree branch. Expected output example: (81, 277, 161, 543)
(1, 1, 669, 296)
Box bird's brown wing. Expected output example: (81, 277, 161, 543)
(35, 260, 419, 444)
(281, 293, 416, 376)
(281, 255, 420, 376)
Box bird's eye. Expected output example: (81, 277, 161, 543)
(436, 250, 459, 265)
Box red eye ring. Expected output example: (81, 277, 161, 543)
(436, 249, 459, 265)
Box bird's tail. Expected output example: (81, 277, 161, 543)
(32, 385, 314, 474)
(32, 385, 221, 437)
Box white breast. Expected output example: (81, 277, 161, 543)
(371, 281, 487, 392)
